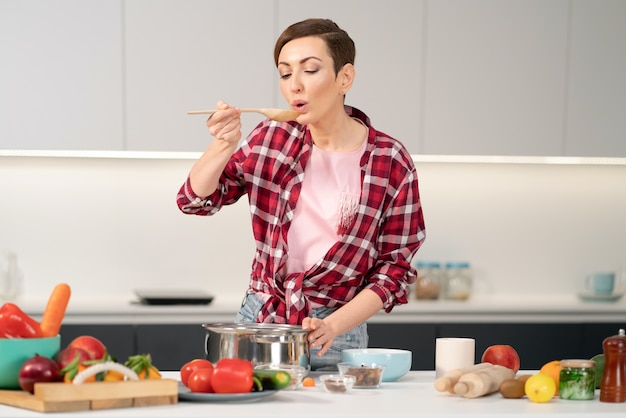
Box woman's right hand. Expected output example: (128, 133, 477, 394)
(206, 100, 242, 144)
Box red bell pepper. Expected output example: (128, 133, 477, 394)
(211, 358, 254, 394)
(0, 303, 44, 338)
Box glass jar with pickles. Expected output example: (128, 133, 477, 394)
(559, 359, 596, 400)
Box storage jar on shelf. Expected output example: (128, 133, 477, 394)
(414, 261, 442, 300)
(443, 262, 472, 300)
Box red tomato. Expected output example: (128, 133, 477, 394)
(211, 358, 254, 394)
(187, 368, 214, 393)
(180, 359, 213, 388)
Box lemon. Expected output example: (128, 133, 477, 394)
(539, 360, 562, 395)
(525, 373, 556, 403)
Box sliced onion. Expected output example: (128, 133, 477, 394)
(72, 361, 139, 384)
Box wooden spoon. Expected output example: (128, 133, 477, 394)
(187, 108, 300, 122)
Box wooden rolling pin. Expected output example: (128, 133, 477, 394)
(434, 363, 493, 393)
(453, 365, 516, 398)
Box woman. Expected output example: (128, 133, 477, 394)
(177, 18, 426, 370)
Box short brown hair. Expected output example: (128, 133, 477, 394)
(274, 18, 356, 75)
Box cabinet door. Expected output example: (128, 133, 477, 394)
(439, 323, 583, 369)
(278, 0, 424, 155)
(367, 323, 437, 370)
(581, 323, 626, 358)
(124, 1, 275, 152)
(59, 324, 135, 361)
(0, 1, 123, 150)
(423, 1, 568, 156)
(136, 324, 206, 371)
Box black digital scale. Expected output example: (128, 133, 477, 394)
(134, 289, 215, 305)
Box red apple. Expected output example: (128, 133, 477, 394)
(19, 355, 61, 393)
(55, 346, 91, 370)
(69, 335, 107, 360)
(481, 344, 520, 372)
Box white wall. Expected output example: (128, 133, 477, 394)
(1, 154, 624, 302)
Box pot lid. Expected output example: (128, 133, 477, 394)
(202, 323, 309, 335)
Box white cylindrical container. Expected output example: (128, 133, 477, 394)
(435, 337, 475, 378)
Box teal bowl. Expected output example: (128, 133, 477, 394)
(341, 348, 412, 382)
(0, 335, 61, 389)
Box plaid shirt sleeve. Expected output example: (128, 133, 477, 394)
(360, 143, 425, 311)
(176, 153, 247, 216)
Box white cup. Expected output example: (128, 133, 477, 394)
(435, 337, 475, 378)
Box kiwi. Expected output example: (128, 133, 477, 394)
(499, 378, 526, 399)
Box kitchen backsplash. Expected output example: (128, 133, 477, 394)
(1, 153, 625, 302)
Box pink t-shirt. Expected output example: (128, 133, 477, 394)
(286, 138, 367, 276)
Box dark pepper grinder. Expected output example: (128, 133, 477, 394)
(600, 328, 626, 403)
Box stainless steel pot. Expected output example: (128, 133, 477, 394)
(203, 323, 311, 370)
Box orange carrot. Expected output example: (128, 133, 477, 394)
(40, 283, 71, 337)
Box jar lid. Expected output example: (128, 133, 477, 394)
(445, 261, 470, 269)
(560, 359, 596, 368)
(416, 261, 441, 268)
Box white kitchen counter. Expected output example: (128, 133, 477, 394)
(1, 371, 625, 417)
(17, 293, 626, 324)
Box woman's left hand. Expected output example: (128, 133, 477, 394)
(302, 317, 337, 356)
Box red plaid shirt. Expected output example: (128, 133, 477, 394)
(177, 107, 426, 324)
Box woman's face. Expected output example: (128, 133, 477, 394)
(277, 36, 347, 125)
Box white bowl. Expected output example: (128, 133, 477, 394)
(341, 348, 411, 382)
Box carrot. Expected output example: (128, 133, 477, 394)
(40, 283, 71, 337)
(64, 363, 95, 384)
(137, 366, 162, 380)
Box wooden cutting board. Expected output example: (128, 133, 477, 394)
(0, 379, 178, 412)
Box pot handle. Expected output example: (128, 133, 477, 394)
(204, 332, 212, 358)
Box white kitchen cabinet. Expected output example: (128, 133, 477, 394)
(277, 0, 425, 154)
(0, 0, 124, 150)
(1, 1, 624, 157)
(565, 0, 626, 157)
(422, 0, 569, 156)
(123, 0, 276, 152)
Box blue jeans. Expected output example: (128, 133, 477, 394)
(235, 293, 369, 371)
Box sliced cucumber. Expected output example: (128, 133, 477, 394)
(253, 369, 292, 390)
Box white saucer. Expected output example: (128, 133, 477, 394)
(578, 292, 624, 302)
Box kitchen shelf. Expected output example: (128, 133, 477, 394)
(15, 293, 626, 325)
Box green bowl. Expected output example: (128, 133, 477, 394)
(0, 335, 61, 389)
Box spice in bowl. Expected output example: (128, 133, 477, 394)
(337, 362, 385, 388)
(319, 374, 356, 393)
